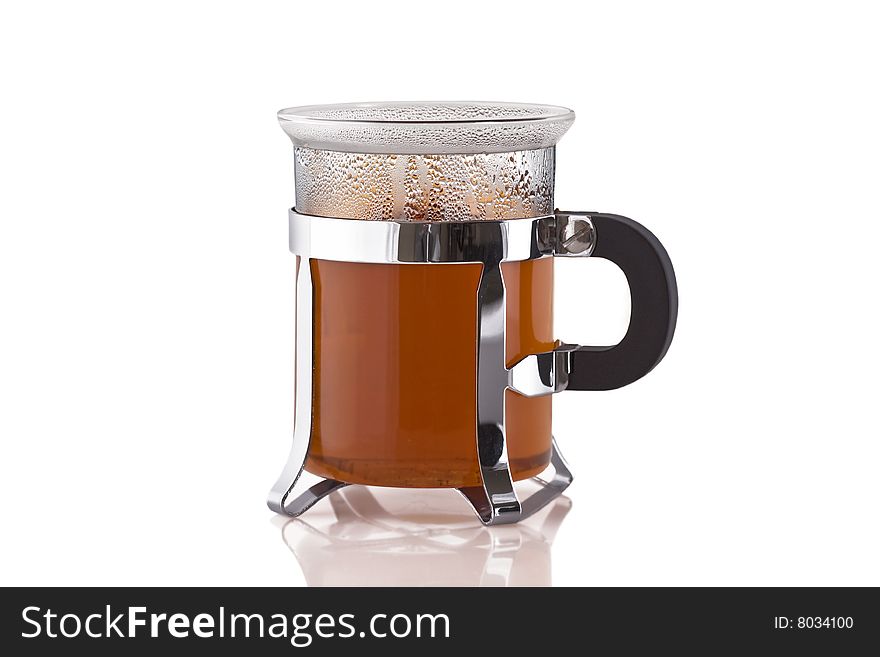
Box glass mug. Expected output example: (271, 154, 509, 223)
(268, 102, 678, 525)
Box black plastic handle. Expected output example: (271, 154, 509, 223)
(566, 212, 678, 391)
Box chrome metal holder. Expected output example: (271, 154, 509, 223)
(266, 257, 349, 516)
(268, 210, 595, 525)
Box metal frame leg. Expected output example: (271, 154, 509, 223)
(457, 436, 574, 526)
(267, 257, 347, 516)
(457, 252, 521, 525)
(519, 436, 573, 518)
(457, 244, 574, 526)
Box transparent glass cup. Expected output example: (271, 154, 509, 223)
(269, 102, 678, 525)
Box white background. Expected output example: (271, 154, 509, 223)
(1, 0, 878, 586)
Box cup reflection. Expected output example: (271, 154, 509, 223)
(280, 481, 571, 587)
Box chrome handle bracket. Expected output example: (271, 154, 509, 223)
(544, 212, 596, 257)
(508, 343, 579, 397)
